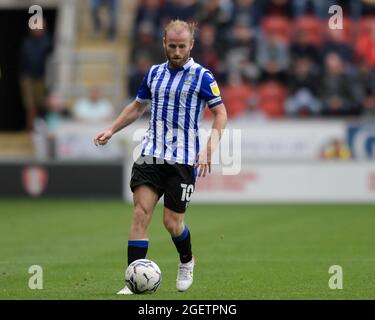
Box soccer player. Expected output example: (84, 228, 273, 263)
(94, 19, 227, 294)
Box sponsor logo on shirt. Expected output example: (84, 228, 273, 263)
(210, 82, 220, 96)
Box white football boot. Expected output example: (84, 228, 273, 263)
(117, 286, 133, 295)
(176, 256, 195, 292)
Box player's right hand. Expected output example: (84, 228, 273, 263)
(195, 149, 211, 178)
(94, 129, 113, 146)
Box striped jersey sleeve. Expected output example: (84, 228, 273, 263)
(135, 66, 156, 103)
(199, 71, 223, 108)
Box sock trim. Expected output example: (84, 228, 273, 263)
(173, 225, 189, 242)
(128, 240, 149, 248)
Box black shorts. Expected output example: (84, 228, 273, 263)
(130, 155, 196, 213)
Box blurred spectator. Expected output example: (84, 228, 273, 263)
(128, 53, 153, 100)
(44, 93, 71, 158)
(195, 0, 233, 44)
(160, 0, 198, 27)
(320, 28, 354, 66)
(261, 0, 293, 18)
(193, 23, 223, 78)
(44, 93, 71, 134)
(223, 20, 258, 84)
(196, 0, 228, 27)
(229, 0, 262, 29)
(355, 60, 375, 96)
(290, 29, 320, 65)
(73, 87, 114, 123)
(362, 90, 375, 118)
(358, 0, 375, 17)
(90, 0, 117, 40)
(355, 60, 375, 118)
(292, 0, 336, 19)
(292, 0, 364, 20)
(19, 25, 52, 131)
(33, 93, 71, 160)
(319, 53, 361, 116)
(320, 139, 352, 160)
(285, 57, 322, 116)
(256, 32, 290, 83)
(355, 19, 375, 68)
(134, 0, 163, 41)
(327, 0, 375, 20)
(362, 90, 375, 121)
(131, 21, 165, 64)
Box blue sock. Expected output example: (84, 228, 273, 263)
(172, 225, 192, 263)
(128, 239, 148, 265)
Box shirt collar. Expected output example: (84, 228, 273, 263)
(183, 58, 194, 70)
(166, 58, 194, 72)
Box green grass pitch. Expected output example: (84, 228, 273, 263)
(0, 199, 374, 300)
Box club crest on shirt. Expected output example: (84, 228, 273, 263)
(185, 73, 196, 85)
(210, 81, 220, 96)
(153, 72, 162, 83)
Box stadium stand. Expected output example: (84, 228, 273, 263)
(0, 0, 137, 157)
(127, 0, 375, 120)
(261, 14, 291, 43)
(1, 0, 375, 158)
(257, 81, 287, 118)
(55, 0, 135, 110)
(293, 15, 323, 46)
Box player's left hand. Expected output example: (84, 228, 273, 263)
(195, 150, 211, 177)
(94, 129, 113, 146)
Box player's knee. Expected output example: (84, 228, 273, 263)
(133, 204, 151, 228)
(163, 216, 183, 236)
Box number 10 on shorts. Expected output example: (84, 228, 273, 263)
(181, 184, 194, 201)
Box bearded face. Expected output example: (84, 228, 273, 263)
(163, 28, 194, 68)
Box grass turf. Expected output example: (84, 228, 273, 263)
(0, 199, 374, 300)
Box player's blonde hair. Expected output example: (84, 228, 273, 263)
(164, 19, 197, 42)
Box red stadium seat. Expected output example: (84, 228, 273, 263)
(294, 16, 323, 46)
(204, 83, 254, 119)
(222, 84, 254, 118)
(261, 15, 292, 43)
(323, 17, 354, 44)
(357, 17, 375, 37)
(342, 18, 355, 43)
(257, 81, 287, 118)
(354, 18, 375, 66)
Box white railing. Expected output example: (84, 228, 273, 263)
(60, 50, 123, 107)
(46, 0, 77, 97)
(47, 0, 123, 108)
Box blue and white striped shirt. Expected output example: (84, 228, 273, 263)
(136, 58, 223, 166)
